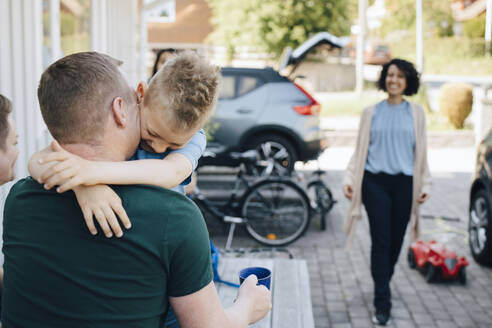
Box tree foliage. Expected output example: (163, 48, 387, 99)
(380, 0, 453, 38)
(206, 0, 355, 59)
(463, 13, 486, 38)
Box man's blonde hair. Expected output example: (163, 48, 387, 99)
(145, 51, 219, 131)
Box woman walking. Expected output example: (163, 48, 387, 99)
(342, 59, 431, 326)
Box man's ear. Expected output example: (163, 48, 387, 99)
(111, 97, 127, 128)
(136, 82, 148, 104)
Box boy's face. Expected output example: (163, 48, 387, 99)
(139, 104, 198, 154)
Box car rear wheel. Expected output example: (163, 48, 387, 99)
(244, 134, 297, 176)
(469, 190, 492, 265)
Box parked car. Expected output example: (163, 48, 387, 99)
(469, 127, 492, 265)
(197, 32, 344, 173)
(343, 39, 391, 65)
(200, 66, 324, 174)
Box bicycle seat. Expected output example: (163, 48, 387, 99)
(313, 169, 326, 176)
(229, 150, 259, 164)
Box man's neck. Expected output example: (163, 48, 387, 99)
(61, 143, 126, 162)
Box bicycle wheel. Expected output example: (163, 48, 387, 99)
(240, 178, 311, 246)
(307, 180, 334, 231)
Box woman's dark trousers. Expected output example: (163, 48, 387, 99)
(362, 171, 413, 312)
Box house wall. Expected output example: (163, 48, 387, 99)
(147, 0, 213, 49)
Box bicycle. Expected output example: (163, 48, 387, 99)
(244, 156, 336, 231)
(192, 150, 311, 248)
(305, 170, 336, 231)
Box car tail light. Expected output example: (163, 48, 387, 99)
(293, 83, 320, 116)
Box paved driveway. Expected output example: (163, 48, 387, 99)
(200, 166, 492, 328)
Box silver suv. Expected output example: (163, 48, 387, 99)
(202, 67, 324, 173)
(200, 32, 344, 173)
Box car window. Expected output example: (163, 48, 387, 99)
(218, 75, 236, 100)
(237, 76, 263, 97)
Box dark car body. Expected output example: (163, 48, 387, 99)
(469, 128, 492, 265)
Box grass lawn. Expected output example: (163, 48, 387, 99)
(319, 90, 472, 131)
(388, 36, 492, 76)
(319, 90, 386, 116)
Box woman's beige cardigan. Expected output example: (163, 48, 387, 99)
(342, 102, 432, 249)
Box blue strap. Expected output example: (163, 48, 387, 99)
(211, 242, 239, 288)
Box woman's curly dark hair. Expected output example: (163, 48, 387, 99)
(377, 58, 420, 96)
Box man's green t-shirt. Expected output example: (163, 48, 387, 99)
(2, 178, 213, 327)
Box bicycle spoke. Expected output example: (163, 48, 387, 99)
(242, 179, 310, 246)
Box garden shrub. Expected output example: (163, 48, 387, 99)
(463, 14, 486, 38)
(438, 83, 473, 129)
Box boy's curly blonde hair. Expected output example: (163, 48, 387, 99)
(145, 51, 219, 131)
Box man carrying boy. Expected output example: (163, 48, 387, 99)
(2, 52, 271, 327)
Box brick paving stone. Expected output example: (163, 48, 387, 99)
(326, 301, 347, 312)
(329, 311, 350, 324)
(392, 319, 417, 328)
(311, 294, 325, 308)
(347, 305, 370, 318)
(436, 320, 458, 328)
(412, 313, 435, 325)
(313, 305, 328, 318)
(392, 307, 411, 319)
(470, 313, 492, 325)
(430, 310, 452, 321)
(331, 324, 352, 328)
(406, 304, 429, 314)
(325, 291, 345, 302)
(453, 316, 475, 328)
(350, 318, 373, 328)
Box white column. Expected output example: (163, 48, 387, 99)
(92, 0, 139, 86)
(356, 0, 367, 96)
(140, 9, 148, 82)
(91, 0, 108, 53)
(486, 0, 492, 54)
(49, 0, 62, 62)
(416, 0, 423, 73)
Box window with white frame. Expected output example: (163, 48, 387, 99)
(145, 0, 176, 23)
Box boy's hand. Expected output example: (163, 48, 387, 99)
(73, 185, 131, 238)
(39, 140, 98, 192)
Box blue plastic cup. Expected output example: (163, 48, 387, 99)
(239, 267, 271, 289)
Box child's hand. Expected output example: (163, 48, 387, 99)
(39, 140, 97, 192)
(73, 185, 131, 238)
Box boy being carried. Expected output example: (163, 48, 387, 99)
(29, 50, 218, 238)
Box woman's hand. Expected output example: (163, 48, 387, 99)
(343, 184, 353, 200)
(418, 192, 430, 204)
(73, 185, 131, 238)
(39, 140, 97, 192)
